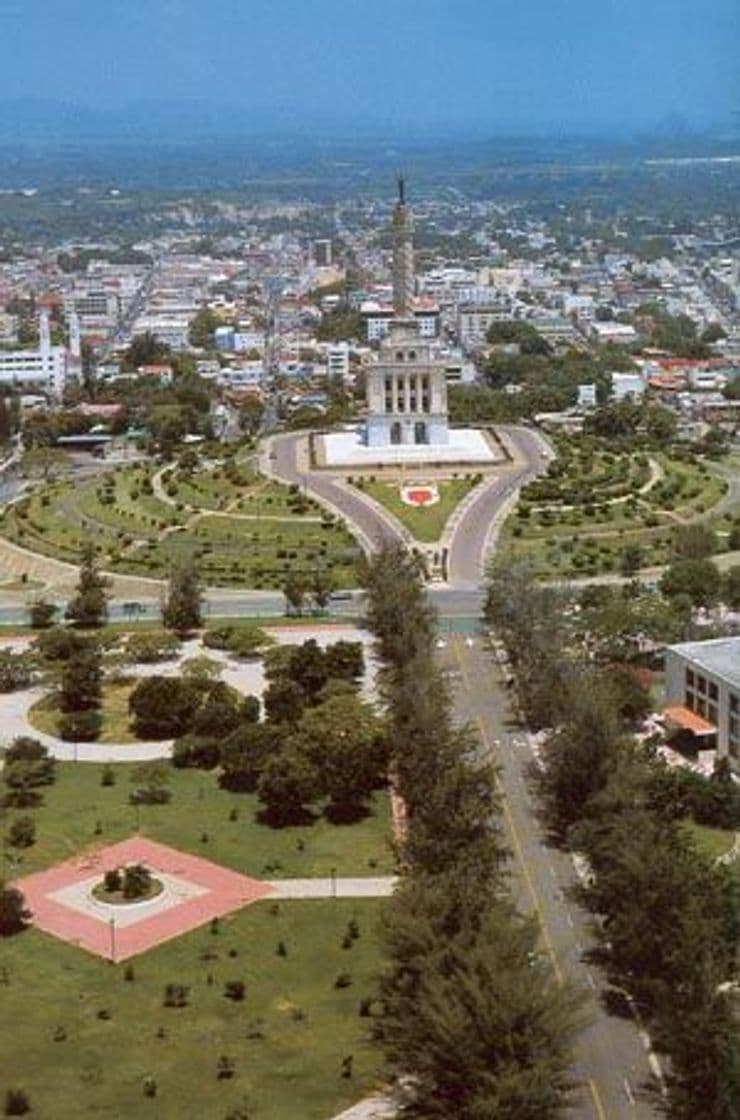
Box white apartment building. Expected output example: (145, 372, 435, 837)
(611, 371, 646, 401)
(457, 303, 512, 347)
(0, 347, 68, 397)
(0, 313, 68, 398)
(590, 321, 638, 345)
(577, 384, 598, 409)
(326, 342, 350, 381)
(664, 637, 740, 772)
(361, 300, 439, 342)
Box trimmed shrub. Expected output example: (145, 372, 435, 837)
(7, 816, 35, 848)
(59, 710, 103, 742)
(128, 677, 200, 739)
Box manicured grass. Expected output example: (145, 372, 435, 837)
(684, 820, 738, 862)
(358, 478, 478, 542)
(0, 465, 362, 590)
(502, 450, 736, 578)
(28, 682, 141, 744)
(0, 899, 387, 1119)
(4, 763, 395, 880)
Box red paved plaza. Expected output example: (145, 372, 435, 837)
(14, 837, 275, 962)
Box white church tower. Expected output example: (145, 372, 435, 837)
(365, 179, 449, 448)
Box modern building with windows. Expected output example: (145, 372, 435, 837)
(663, 637, 740, 771)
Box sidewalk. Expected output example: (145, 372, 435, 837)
(330, 1098, 396, 1119)
(269, 877, 397, 899)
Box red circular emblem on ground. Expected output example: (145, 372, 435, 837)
(400, 484, 439, 507)
(407, 488, 434, 505)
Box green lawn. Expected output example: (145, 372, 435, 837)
(684, 820, 738, 862)
(4, 763, 395, 880)
(501, 451, 735, 579)
(0, 465, 362, 590)
(28, 682, 141, 744)
(359, 478, 477, 542)
(0, 899, 387, 1119)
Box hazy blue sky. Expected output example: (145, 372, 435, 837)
(0, 0, 737, 133)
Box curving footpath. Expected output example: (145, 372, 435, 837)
(0, 626, 378, 763)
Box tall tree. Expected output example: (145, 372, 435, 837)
(65, 542, 109, 628)
(59, 642, 102, 713)
(161, 560, 202, 634)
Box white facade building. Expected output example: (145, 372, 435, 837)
(664, 637, 740, 772)
(362, 300, 439, 342)
(327, 342, 350, 381)
(611, 371, 646, 401)
(457, 303, 511, 347)
(0, 312, 68, 398)
(577, 384, 598, 409)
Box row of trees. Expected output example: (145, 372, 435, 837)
(362, 545, 581, 1117)
(486, 560, 740, 1118)
(31, 546, 204, 635)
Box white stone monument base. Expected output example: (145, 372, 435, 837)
(319, 427, 499, 467)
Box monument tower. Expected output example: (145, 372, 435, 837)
(365, 180, 449, 448)
(392, 176, 415, 316)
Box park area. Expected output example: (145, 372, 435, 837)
(350, 475, 480, 542)
(0, 893, 386, 1118)
(0, 457, 361, 589)
(0, 621, 397, 1117)
(501, 441, 737, 578)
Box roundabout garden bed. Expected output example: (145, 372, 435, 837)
(91, 864, 164, 905)
(29, 682, 149, 745)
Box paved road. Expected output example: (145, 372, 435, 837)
(267, 426, 551, 586)
(442, 633, 661, 1120)
(446, 425, 552, 585)
(266, 433, 407, 553)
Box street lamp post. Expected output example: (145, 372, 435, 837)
(330, 867, 337, 900)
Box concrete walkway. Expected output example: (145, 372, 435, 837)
(330, 1098, 397, 1119)
(269, 876, 397, 900)
(0, 625, 378, 762)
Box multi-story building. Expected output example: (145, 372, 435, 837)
(457, 302, 511, 347)
(361, 299, 439, 342)
(326, 342, 350, 381)
(313, 239, 333, 267)
(664, 637, 740, 772)
(0, 312, 68, 397)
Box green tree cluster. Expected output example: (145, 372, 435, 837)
(2, 737, 56, 808)
(363, 545, 581, 1117)
(488, 561, 740, 1118)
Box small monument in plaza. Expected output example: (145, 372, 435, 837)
(319, 179, 498, 469)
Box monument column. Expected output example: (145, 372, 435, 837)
(392, 176, 415, 316)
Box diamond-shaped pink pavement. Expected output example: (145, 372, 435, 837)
(14, 837, 275, 962)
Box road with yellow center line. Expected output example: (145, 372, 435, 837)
(446, 631, 658, 1120)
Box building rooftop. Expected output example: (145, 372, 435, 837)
(668, 637, 740, 689)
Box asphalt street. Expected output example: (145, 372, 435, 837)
(447, 424, 552, 585)
(441, 631, 663, 1120)
(268, 432, 406, 553)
